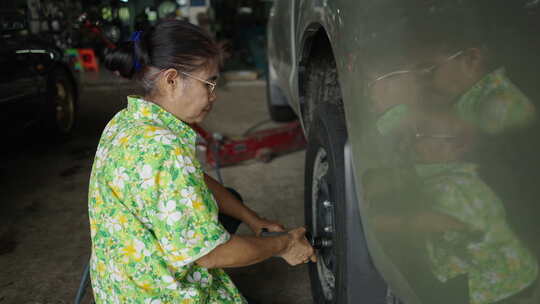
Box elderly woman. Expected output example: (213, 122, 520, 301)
(88, 19, 315, 304)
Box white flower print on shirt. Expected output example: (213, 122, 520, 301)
(176, 155, 196, 174)
(94, 146, 109, 168)
(179, 187, 198, 208)
(106, 217, 122, 234)
(158, 200, 182, 226)
(184, 288, 198, 298)
(134, 239, 151, 259)
(187, 271, 210, 287)
(182, 229, 202, 246)
(154, 129, 177, 145)
(109, 261, 124, 282)
(218, 288, 231, 300)
(104, 123, 118, 139)
(160, 237, 176, 252)
(109, 293, 122, 304)
(112, 167, 129, 189)
(138, 164, 155, 189)
(162, 275, 181, 290)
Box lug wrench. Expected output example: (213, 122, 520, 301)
(260, 228, 332, 250)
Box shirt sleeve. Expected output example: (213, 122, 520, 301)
(478, 88, 537, 135)
(455, 70, 537, 135)
(130, 130, 230, 270)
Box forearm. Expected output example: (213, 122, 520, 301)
(204, 173, 260, 225)
(196, 234, 289, 269)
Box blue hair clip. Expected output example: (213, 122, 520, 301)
(129, 31, 143, 71)
(133, 59, 142, 72)
(130, 30, 143, 42)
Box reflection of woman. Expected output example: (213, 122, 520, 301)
(88, 20, 315, 304)
(371, 48, 538, 303)
(421, 49, 538, 304)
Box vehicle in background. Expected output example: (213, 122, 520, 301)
(0, 9, 79, 137)
(267, 1, 540, 303)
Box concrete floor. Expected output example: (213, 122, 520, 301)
(0, 76, 312, 303)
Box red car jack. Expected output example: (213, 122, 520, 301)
(191, 120, 307, 168)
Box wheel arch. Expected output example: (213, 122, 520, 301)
(298, 24, 344, 132)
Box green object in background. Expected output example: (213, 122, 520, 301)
(65, 48, 82, 71)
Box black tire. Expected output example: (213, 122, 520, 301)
(44, 68, 77, 136)
(302, 53, 343, 134)
(304, 55, 399, 304)
(265, 74, 296, 122)
(305, 102, 348, 304)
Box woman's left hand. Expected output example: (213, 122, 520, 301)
(246, 217, 286, 236)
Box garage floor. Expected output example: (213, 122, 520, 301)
(0, 73, 312, 303)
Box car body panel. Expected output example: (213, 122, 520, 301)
(269, 1, 540, 303)
(267, 0, 296, 107)
(0, 39, 43, 129)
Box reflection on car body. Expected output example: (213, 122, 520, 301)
(267, 0, 540, 303)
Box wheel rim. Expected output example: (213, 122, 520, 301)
(311, 148, 336, 301)
(54, 80, 75, 133)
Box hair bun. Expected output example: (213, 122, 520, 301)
(104, 41, 137, 79)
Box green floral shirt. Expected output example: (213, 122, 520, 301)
(417, 163, 538, 304)
(88, 96, 246, 304)
(374, 68, 539, 303)
(455, 67, 536, 135)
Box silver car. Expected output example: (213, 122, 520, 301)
(267, 1, 540, 303)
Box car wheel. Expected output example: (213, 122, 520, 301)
(305, 102, 346, 303)
(45, 68, 77, 135)
(304, 56, 403, 304)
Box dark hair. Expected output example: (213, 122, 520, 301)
(105, 19, 220, 92)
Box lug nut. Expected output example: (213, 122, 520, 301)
(321, 239, 333, 248)
(312, 237, 333, 249)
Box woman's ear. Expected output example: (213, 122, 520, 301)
(159, 68, 183, 99)
(163, 68, 179, 87)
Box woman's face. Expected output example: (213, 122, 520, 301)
(368, 72, 423, 114)
(163, 64, 219, 124)
(429, 49, 485, 101)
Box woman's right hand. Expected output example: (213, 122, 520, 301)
(279, 227, 317, 265)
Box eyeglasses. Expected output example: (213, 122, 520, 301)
(367, 50, 464, 88)
(180, 71, 217, 95)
